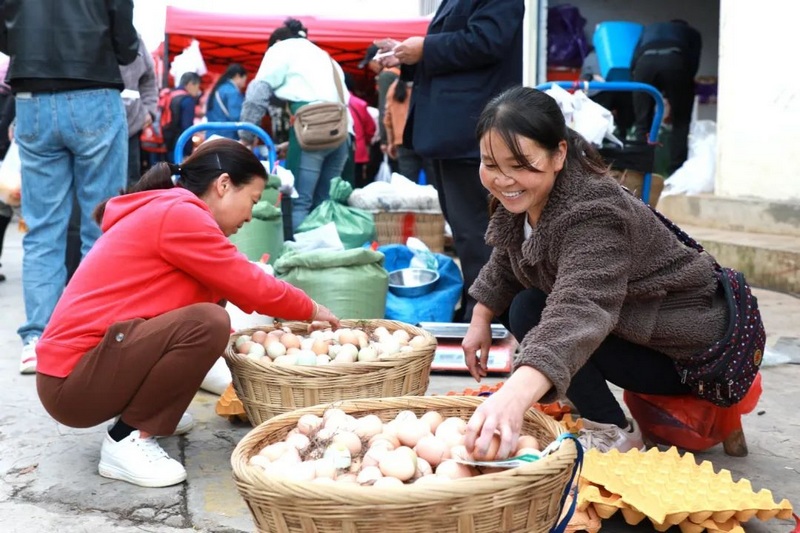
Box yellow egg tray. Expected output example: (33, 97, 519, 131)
(575, 447, 794, 533)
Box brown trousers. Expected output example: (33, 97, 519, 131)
(37, 303, 231, 436)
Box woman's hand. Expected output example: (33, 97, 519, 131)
(462, 303, 495, 381)
(312, 302, 340, 329)
(464, 367, 550, 460)
(374, 38, 401, 68)
(393, 37, 425, 65)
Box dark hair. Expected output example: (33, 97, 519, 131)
(207, 63, 247, 113)
(269, 17, 307, 46)
(392, 80, 409, 103)
(178, 72, 201, 88)
(344, 72, 354, 92)
(476, 86, 608, 213)
(93, 139, 268, 225)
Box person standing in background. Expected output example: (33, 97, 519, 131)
(1, 0, 138, 374)
(631, 20, 701, 174)
(344, 75, 376, 188)
(204, 63, 247, 139)
(383, 79, 432, 183)
(164, 72, 201, 163)
(359, 45, 399, 179)
(121, 35, 158, 187)
(376, 0, 525, 322)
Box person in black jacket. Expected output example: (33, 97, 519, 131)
(1, 0, 138, 374)
(631, 20, 702, 174)
(376, 0, 525, 323)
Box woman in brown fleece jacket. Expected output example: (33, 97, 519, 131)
(462, 86, 730, 459)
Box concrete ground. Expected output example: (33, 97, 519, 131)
(0, 223, 798, 533)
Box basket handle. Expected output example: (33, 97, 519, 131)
(549, 433, 584, 533)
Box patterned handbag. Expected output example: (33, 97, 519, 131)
(647, 206, 766, 407)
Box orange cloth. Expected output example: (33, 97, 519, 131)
(383, 79, 411, 148)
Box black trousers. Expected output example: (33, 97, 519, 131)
(632, 53, 695, 175)
(428, 158, 492, 323)
(505, 288, 690, 427)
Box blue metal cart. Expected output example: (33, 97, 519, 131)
(173, 122, 277, 169)
(536, 81, 665, 203)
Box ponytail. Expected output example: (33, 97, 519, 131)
(393, 80, 409, 103)
(564, 128, 609, 176)
(93, 162, 176, 225)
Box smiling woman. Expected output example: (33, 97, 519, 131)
(34, 138, 340, 489)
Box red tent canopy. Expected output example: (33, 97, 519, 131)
(164, 5, 432, 81)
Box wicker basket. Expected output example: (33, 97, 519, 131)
(231, 396, 578, 533)
(373, 211, 445, 253)
(224, 320, 437, 426)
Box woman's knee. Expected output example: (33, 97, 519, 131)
(508, 288, 548, 340)
(187, 302, 231, 353)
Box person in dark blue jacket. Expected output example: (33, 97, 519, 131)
(205, 64, 247, 139)
(165, 72, 201, 163)
(376, 0, 525, 323)
(631, 20, 702, 174)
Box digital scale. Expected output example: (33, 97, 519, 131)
(419, 322, 516, 374)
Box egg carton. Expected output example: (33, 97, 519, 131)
(215, 383, 248, 422)
(576, 447, 793, 532)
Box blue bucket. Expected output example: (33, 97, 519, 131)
(593, 21, 643, 82)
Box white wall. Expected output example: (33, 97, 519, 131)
(716, 0, 800, 201)
(549, 0, 720, 76)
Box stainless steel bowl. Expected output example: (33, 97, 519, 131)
(387, 268, 440, 297)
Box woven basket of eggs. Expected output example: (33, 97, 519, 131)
(231, 395, 578, 533)
(224, 320, 437, 425)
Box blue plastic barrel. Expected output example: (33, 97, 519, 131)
(593, 21, 643, 82)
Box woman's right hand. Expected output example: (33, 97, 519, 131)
(387, 144, 398, 160)
(462, 304, 495, 381)
(313, 302, 340, 329)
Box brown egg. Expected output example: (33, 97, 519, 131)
(516, 435, 540, 453)
(251, 330, 268, 345)
(414, 435, 451, 467)
(280, 333, 301, 350)
(311, 339, 330, 355)
(472, 434, 502, 462)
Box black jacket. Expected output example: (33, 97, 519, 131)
(0, 0, 138, 93)
(632, 21, 702, 77)
(403, 0, 525, 160)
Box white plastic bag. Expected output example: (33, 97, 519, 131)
(292, 222, 345, 253)
(169, 39, 207, 86)
(0, 140, 21, 206)
(543, 83, 620, 147)
(375, 154, 392, 183)
(662, 119, 717, 197)
(200, 357, 232, 396)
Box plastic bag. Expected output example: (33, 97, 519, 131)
(544, 84, 620, 147)
(169, 39, 207, 85)
(296, 177, 376, 249)
(380, 244, 463, 324)
(274, 248, 388, 319)
(623, 373, 762, 452)
(0, 140, 21, 206)
(375, 154, 392, 183)
(547, 5, 589, 68)
(662, 119, 717, 196)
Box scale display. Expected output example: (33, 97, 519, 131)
(430, 342, 514, 374)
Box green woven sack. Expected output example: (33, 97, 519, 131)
(296, 177, 376, 249)
(229, 175, 284, 263)
(274, 248, 388, 319)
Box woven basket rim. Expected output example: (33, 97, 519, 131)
(231, 395, 577, 505)
(225, 319, 437, 377)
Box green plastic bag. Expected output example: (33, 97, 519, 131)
(229, 175, 284, 264)
(296, 177, 376, 249)
(274, 248, 388, 319)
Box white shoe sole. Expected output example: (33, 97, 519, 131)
(19, 361, 36, 374)
(98, 461, 187, 488)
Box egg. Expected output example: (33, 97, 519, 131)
(435, 417, 467, 448)
(396, 419, 431, 448)
(378, 337, 402, 357)
(316, 427, 335, 440)
(323, 407, 347, 424)
(373, 326, 390, 338)
(414, 474, 448, 485)
(414, 435, 451, 467)
(295, 350, 318, 366)
(300, 337, 316, 351)
(334, 343, 358, 362)
(249, 455, 271, 469)
(450, 445, 471, 461)
(362, 445, 390, 468)
(297, 414, 323, 435)
(278, 447, 302, 464)
(409, 335, 429, 349)
(234, 335, 252, 350)
(265, 341, 287, 359)
(267, 329, 285, 340)
(373, 476, 404, 488)
(394, 410, 418, 424)
(263, 460, 295, 478)
(355, 330, 370, 348)
(237, 340, 254, 354)
(280, 333, 301, 349)
(435, 459, 475, 479)
(369, 432, 399, 450)
(356, 465, 383, 485)
(415, 457, 433, 478)
(336, 473, 359, 484)
(286, 347, 301, 355)
(378, 448, 417, 481)
(285, 460, 316, 482)
(327, 344, 341, 359)
(516, 435, 541, 453)
(392, 329, 411, 345)
(258, 442, 289, 461)
(311, 339, 330, 355)
(333, 431, 363, 456)
(471, 434, 502, 461)
(357, 345, 379, 362)
(316, 354, 331, 365)
(273, 355, 297, 366)
(323, 443, 352, 469)
(354, 414, 384, 439)
(336, 329, 359, 346)
(251, 330, 268, 345)
(420, 411, 444, 433)
(286, 432, 310, 451)
(314, 458, 338, 479)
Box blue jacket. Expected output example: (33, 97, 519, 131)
(206, 80, 244, 139)
(403, 0, 525, 160)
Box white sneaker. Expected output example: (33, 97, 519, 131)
(99, 430, 187, 487)
(578, 418, 645, 453)
(19, 336, 38, 374)
(169, 412, 194, 436)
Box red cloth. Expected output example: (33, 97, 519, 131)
(349, 94, 376, 164)
(38, 188, 314, 377)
